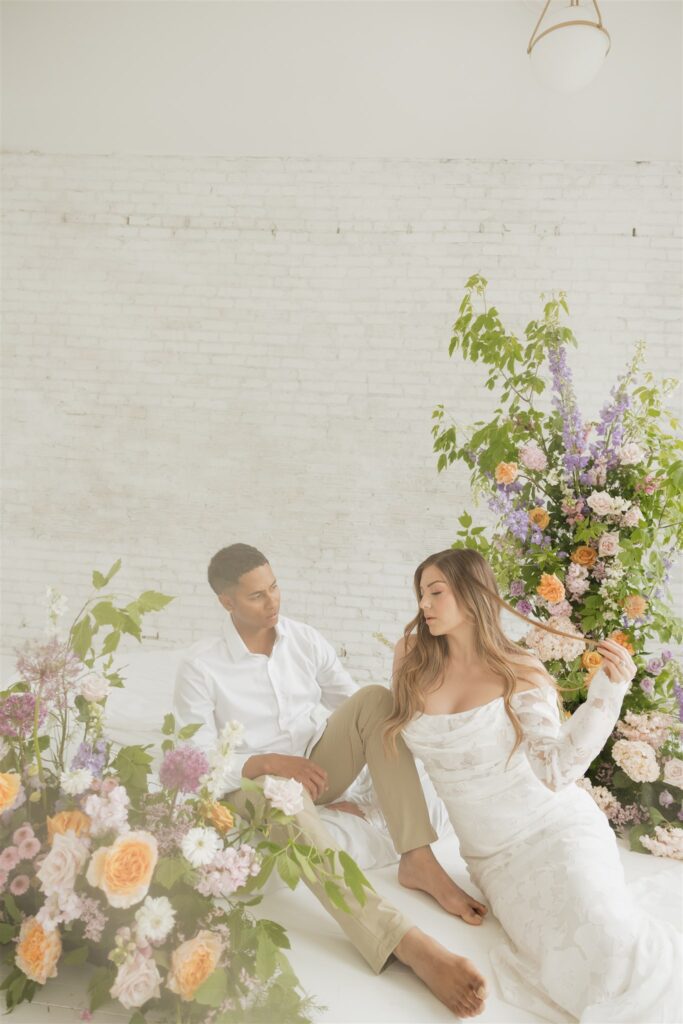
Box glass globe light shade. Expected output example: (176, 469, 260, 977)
(529, 2, 610, 94)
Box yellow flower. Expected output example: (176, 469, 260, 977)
(528, 507, 550, 530)
(47, 810, 91, 845)
(610, 631, 635, 655)
(494, 462, 518, 485)
(0, 772, 21, 814)
(571, 545, 598, 568)
(204, 802, 234, 834)
(623, 594, 648, 621)
(86, 831, 158, 909)
(536, 573, 565, 605)
(15, 917, 62, 985)
(167, 931, 223, 1001)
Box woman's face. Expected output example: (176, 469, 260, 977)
(418, 564, 470, 635)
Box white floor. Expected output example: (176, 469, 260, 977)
(5, 834, 681, 1024)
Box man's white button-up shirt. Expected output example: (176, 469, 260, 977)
(173, 614, 358, 793)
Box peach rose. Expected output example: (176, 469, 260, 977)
(571, 546, 597, 568)
(623, 594, 648, 621)
(204, 802, 234, 835)
(167, 930, 223, 1002)
(47, 810, 91, 845)
(582, 650, 603, 684)
(610, 631, 635, 656)
(15, 917, 62, 985)
(528, 507, 550, 530)
(87, 831, 158, 909)
(536, 573, 565, 605)
(495, 462, 518, 485)
(0, 772, 21, 814)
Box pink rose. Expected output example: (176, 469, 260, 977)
(598, 532, 620, 557)
(78, 673, 109, 702)
(110, 951, 161, 1010)
(37, 831, 89, 897)
(518, 442, 548, 471)
(586, 491, 614, 517)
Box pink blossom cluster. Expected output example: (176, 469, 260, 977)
(566, 563, 590, 599)
(0, 822, 42, 895)
(640, 826, 683, 861)
(196, 844, 260, 898)
(83, 781, 130, 836)
(525, 616, 585, 663)
(616, 711, 680, 753)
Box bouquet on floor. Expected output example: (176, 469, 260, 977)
(1, 564, 367, 1021)
(432, 275, 683, 859)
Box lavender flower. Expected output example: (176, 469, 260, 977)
(646, 658, 664, 677)
(509, 580, 526, 597)
(159, 745, 210, 794)
(71, 740, 107, 777)
(639, 677, 655, 698)
(674, 683, 683, 724)
(517, 600, 534, 617)
(548, 345, 589, 480)
(0, 693, 46, 738)
(659, 791, 675, 809)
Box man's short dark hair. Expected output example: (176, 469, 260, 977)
(207, 544, 269, 595)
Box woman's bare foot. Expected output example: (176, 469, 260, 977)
(394, 927, 487, 1018)
(398, 846, 487, 925)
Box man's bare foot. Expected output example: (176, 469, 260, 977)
(394, 927, 487, 1018)
(399, 846, 487, 925)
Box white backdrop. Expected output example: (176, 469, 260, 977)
(1, 2, 681, 682)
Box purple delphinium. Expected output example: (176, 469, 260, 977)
(159, 744, 210, 794)
(0, 693, 46, 739)
(589, 379, 631, 469)
(548, 345, 589, 480)
(488, 488, 551, 549)
(674, 683, 683, 724)
(71, 740, 107, 777)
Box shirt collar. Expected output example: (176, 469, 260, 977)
(222, 613, 288, 662)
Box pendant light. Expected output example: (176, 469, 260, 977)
(527, 0, 611, 93)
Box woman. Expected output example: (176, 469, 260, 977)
(386, 547, 681, 1023)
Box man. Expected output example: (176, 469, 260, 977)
(174, 543, 487, 1019)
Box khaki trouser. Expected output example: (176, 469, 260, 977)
(228, 685, 437, 973)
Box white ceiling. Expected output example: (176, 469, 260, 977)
(1, 1, 681, 161)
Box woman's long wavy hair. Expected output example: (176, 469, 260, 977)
(384, 548, 597, 757)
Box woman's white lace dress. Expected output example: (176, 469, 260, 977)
(402, 668, 682, 1023)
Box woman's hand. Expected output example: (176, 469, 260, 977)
(596, 638, 637, 685)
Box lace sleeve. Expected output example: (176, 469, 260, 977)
(511, 667, 630, 791)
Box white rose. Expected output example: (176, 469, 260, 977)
(617, 442, 645, 465)
(79, 673, 110, 702)
(263, 776, 305, 816)
(110, 951, 162, 1010)
(586, 491, 614, 517)
(598, 532, 621, 558)
(37, 832, 89, 897)
(662, 758, 683, 790)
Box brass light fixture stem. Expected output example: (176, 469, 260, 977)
(527, 0, 611, 56)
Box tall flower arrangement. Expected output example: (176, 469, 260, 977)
(1, 564, 369, 1020)
(432, 276, 683, 859)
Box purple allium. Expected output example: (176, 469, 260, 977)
(509, 580, 526, 597)
(15, 637, 82, 711)
(0, 693, 46, 738)
(159, 744, 209, 794)
(645, 658, 664, 677)
(71, 740, 107, 777)
(659, 791, 675, 809)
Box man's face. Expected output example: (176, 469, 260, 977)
(219, 562, 281, 631)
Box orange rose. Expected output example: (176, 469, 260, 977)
(204, 802, 234, 834)
(167, 930, 223, 1002)
(86, 831, 158, 908)
(610, 631, 635, 656)
(536, 573, 565, 605)
(581, 650, 603, 685)
(528, 508, 550, 530)
(623, 594, 648, 621)
(15, 917, 62, 985)
(0, 772, 21, 814)
(571, 546, 597, 568)
(495, 462, 518, 485)
(47, 810, 91, 845)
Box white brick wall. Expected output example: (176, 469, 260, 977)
(1, 154, 681, 681)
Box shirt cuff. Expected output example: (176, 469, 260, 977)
(588, 666, 631, 704)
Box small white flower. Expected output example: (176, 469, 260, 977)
(134, 895, 176, 944)
(60, 768, 94, 796)
(263, 776, 305, 816)
(218, 720, 245, 752)
(181, 827, 222, 868)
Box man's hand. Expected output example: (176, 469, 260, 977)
(242, 753, 328, 800)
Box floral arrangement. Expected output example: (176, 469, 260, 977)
(432, 275, 683, 859)
(1, 564, 368, 1020)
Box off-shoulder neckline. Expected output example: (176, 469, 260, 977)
(416, 685, 548, 719)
